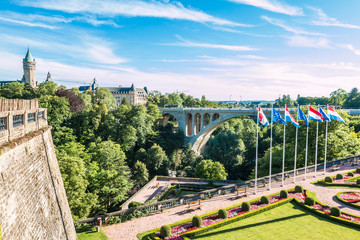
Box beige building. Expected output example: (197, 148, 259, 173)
(108, 83, 149, 106)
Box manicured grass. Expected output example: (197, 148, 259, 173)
(191, 202, 360, 240)
(77, 229, 108, 240)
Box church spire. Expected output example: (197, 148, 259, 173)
(23, 48, 35, 63)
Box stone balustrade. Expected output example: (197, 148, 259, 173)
(0, 99, 48, 145)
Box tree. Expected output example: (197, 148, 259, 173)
(0, 82, 35, 99)
(132, 161, 149, 188)
(93, 88, 116, 109)
(205, 130, 245, 179)
(87, 141, 133, 213)
(56, 88, 84, 113)
(37, 80, 58, 96)
(39, 95, 70, 128)
(195, 159, 227, 180)
(56, 141, 96, 220)
(121, 97, 130, 105)
(146, 143, 169, 176)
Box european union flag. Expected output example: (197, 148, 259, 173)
(319, 106, 331, 122)
(298, 106, 309, 127)
(272, 107, 286, 125)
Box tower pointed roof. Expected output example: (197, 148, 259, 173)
(130, 83, 135, 91)
(23, 48, 35, 63)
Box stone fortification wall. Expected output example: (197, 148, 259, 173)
(0, 127, 76, 240)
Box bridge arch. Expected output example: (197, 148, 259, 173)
(189, 113, 256, 154)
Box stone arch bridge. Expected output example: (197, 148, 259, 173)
(159, 108, 267, 154)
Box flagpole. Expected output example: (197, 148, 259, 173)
(282, 105, 286, 187)
(255, 106, 259, 195)
(314, 105, 319, 177)
(324, 105, 329, 175)
(294, 105, 299, 183)
(304, 117, 309, 180)
(269, 105, 273, 190)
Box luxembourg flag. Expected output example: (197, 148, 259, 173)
(258, 106, 269, 127)
(309, 106, 323, 122)
(327, 106, 345, 123)
(285, 106, 300, 128)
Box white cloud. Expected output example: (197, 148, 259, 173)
(16, 0, 243, 27)
(0, 16, 56, 29)
(261, 16, 324, 36)
(286, 35, 330, 48)
(228, 0, 303, 16)
(0, 11, 120, 28)
(309, 7, 360, 29)
(339, 44, 360, 55)
(164, 35, 257, 51)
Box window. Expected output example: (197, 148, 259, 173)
(13, 115, 23, 128)
(38, 111, 44, 119)
(0, 117, 6, 131)
(28, 113, 35, 123)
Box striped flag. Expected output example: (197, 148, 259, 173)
(285, 106, 300, 128)
(309, 106, 323, 122)
(327, 106, 345, 123)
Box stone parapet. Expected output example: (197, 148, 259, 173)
(0, 99, 47, 145)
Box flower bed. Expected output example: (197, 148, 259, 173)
(140, 187, 360, 240)
(336, 191, 360, 209)
(316, 169, 360, 187)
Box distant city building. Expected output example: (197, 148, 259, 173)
(0, 48, 38, 88)
(108, 83, 149, 106)
(78, 79, 149, 106)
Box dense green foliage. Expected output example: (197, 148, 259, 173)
(160, 225, 171, 238)
(330, 207, 341, 217)
(336, 174, 343, 179)
(218, 209, 228, 219)
(280, 190, 288, 198)
(242, 201, 251, 211)
(305, 197, 315, 206)
(195, 159, 228, 180)
(295, 185, 304, 193)
(325, 176, 333, 183)
(192, 215, 203, 227)
(260, 196, 270, 204)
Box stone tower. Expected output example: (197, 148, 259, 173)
(22, 48, 37, 88)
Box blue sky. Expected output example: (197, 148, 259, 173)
(1, 0, 360, 100)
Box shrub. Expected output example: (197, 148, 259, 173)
(324, 177, 333, 183)
(192, 215, 202, 227)
(160, 225, 171, 238)
(356, 168, 360, 173)
(261, 196, 270, 204)
(330, 207, 341, 217)
(348, 172, 354, 177)
(218, 209, 228, 219)
(295, 185, 303, 193)
(242, 201, 251, 211)
(128, 201, 145, 208)
(336, 174, 343, 179)
(280, 190, 288, 199)
(357, 179, 360, 185)
(305, 197, 315, 206)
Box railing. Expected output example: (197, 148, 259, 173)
(78, 154, 360, 225)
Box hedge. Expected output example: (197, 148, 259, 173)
(294, 191, 360, 230)
(182, 197, 293, 238)
(330, 207, 341, 217)
(324, 176, 333, 183)
(336, 174, 343, 180)
(218, 209, 228, 219)
(356, 168, 360, 174)
(295, 185, 303, 193)
(192, 215, 202, 227)
(305, 197, 315, 206)
(336, 191, 360, 210)
(348, 172, 354, 177)
(280, 190, 288, 199)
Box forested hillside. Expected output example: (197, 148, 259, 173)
(1, 81, 360, 221)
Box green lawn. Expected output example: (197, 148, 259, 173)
(191, 202, 360, 240)
(77, 229, 108, 240)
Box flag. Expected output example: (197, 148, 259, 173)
(308, 106, 323, 122)
(285, 106, 300, 128)
(258, 106, 269, 126)
(319, 106, 331, 122)
(272, 107, 287, 125)
(298, 106, 309, 127)
(327, 106, 345, 123)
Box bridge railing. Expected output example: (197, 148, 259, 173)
(77, 154, 360, 225)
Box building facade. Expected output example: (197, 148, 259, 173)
(108, 83, 148, 106)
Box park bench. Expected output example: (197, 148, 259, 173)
(234, 187, 248, 199)
(186, 200, 202, 212)
(331, 165, 340, 171)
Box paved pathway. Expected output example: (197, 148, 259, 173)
(103, 163, 360, 240)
